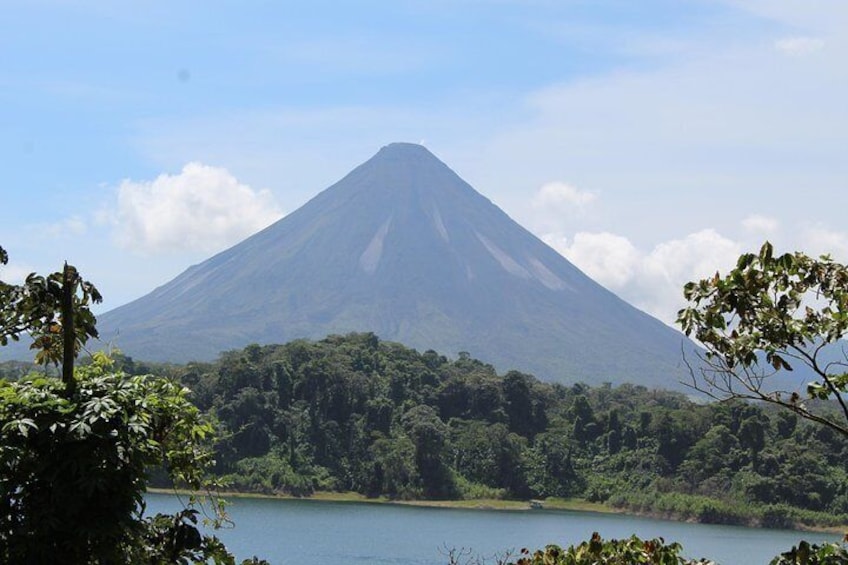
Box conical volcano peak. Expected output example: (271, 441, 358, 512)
(94, 142, 693, 389)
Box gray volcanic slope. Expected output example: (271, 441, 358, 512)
(97, 143, 692, 387)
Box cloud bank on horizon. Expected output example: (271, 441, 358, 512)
(0, 0, 845, 328)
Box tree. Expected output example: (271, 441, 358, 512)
(0, 245, 266, 564)
(0, 245, 101, 394)
(678, 241, 848, 437)
(401, 405, 457, 498)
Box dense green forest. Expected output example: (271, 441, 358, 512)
(73, 332, 845, 531)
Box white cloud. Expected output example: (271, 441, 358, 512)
(528, 182, 598, 234)
(544, 231, 639, 289)
(775, 36, 826, 56)
(542, 220, 848, 328)
(642, 230, 741, 288)
(742, 214, 779, 234)
(532, 182, 597, 210)
(544, 229, 743, 326)
(110, 163, 283, 254)
(638, 231, 741, 324)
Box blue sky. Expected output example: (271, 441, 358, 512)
(1, 0, 846, 327)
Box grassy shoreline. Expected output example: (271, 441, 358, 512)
(147, 487, 619, 513)
(146, 488, 846, 534)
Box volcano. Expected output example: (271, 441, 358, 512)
(96, 143, 691, 387)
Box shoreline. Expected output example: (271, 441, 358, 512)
(146, 487, 623, 515)
(145, 488, 845, 534)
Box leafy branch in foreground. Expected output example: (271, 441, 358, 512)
(678, 241, 848, 437)
(0, 353, 249, 563)
(0, 244, 267, 564)
(0, 245, 101, 394)
(769, 540, 848, 565)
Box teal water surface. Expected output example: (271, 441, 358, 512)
(144, 493, 838, 565)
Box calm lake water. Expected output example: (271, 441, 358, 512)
(145, 492, 839, 565)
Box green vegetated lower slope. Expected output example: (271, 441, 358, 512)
(138, 333, 847, 530)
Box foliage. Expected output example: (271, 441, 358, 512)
(140, 508, 269, 565)
(506, 532, 715, 565)
(444, 534, 848, 565)
(0, 352, 247, 563)
(769, 540, 848, 565)
(0, 245, 266, 564)
(0, 245, 101, 380)
(481, 534, 848, 565)
(678, 241, 848, 437)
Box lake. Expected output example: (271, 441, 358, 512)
(145, 493, 840, 565)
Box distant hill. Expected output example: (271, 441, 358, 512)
(91, 143, 693, 387)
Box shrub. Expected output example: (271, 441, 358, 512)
(769, 541, 848, 565)
(506, 532, 716, 565)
